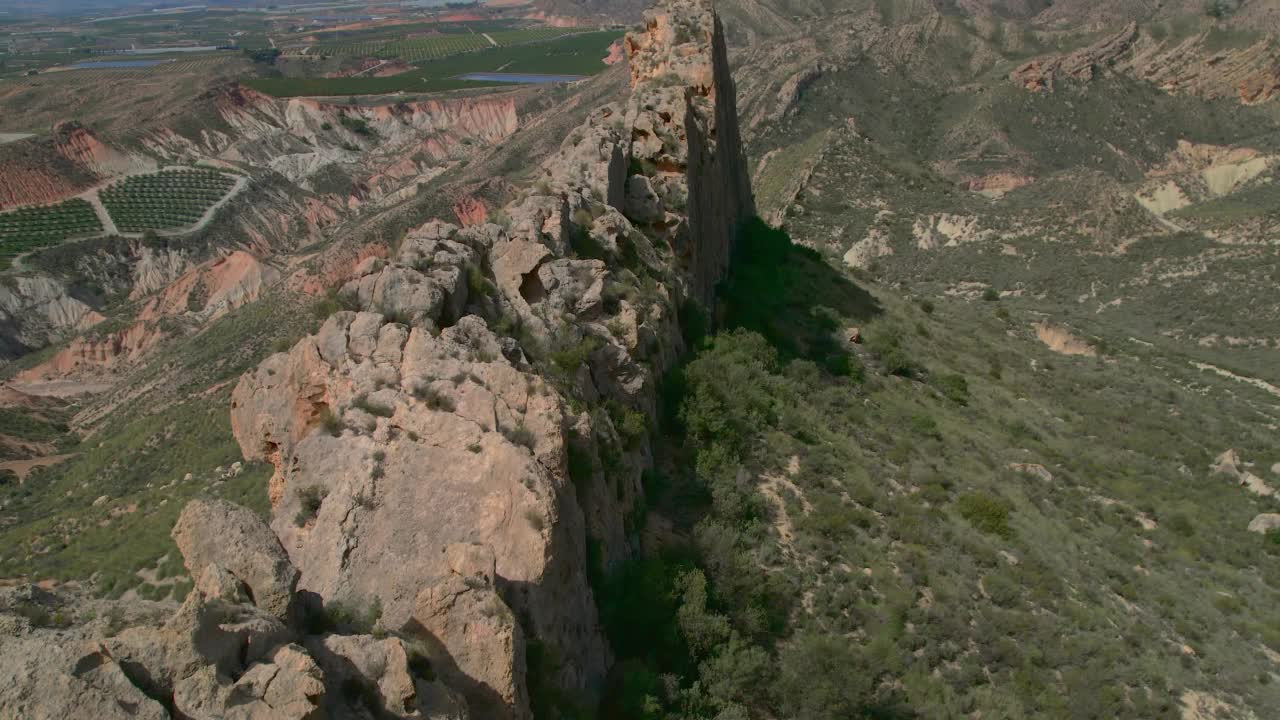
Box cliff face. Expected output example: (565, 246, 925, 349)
(626, 3, 755, 307)
(228, 0, 753, 714)
(0, 1, 754, 717)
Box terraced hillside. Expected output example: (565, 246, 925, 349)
(99, 169, 238, 233)
(0, 198, 102, 269)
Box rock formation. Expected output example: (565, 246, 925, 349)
(1012, 23, 1138, 92)
(0, 0, 754, 716)
(229, 0, 752, 714)
(1012, 23, 1280, 106)
(0, 275, 105, 359)
(0, 498, 464, 719)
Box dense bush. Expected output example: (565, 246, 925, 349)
(955, 492, 1014, 539)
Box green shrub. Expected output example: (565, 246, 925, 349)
(956, 492, 1014, 539)
(413, 384, 456, 412)
(549, 334, 600, 374)
(294, 485, 329, 527)
(934, 373, 969, 405)
(910, 413, 940, 438)
(310, 596, 383, 634)
(318, 408, 343, 436)
(352, 394, 394, 418)
(313, 288, 359, 320)
(338, 114, 376, 137)
(466, 264, 495, 299)
(610, 402, 648, 447)
(503, 423, 537, 451)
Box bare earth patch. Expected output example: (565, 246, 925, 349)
(1180, 689, 1256, 720)
(0, 453, 75, 483)
(758, 456, 811, 548)
(1035, 322, 1096, 356)
(1192, 361, 1280, 400)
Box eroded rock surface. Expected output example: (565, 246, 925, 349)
(226, 0, 753, 715)
(1, 1, 754, 718)
(171, 498, 300, 620)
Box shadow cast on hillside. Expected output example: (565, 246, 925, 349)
(714, 217, 881, 370)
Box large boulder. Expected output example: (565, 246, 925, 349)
(410, 543, 529, 720)
(171, 498, 300, 620)
(106, 590, 293, 700)
(173, 643, 325, 720)
(1212, 449, 1275, 497)
(1248, 513, 1280, 534)
(306, 633, 468, 719)
(0, 636, 167, 720)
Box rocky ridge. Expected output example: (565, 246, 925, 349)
(1013, 22, 1280, 104)
(0, 0, 755, 716)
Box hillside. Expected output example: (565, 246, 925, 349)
(0, 0, 1278, 718)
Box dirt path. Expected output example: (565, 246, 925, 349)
(1192, 361, 1280, 400)
(81, 188, 120, 235)
(351, 60, 390, 77)
(61, 169, 246, 241)
(0, 453, 75, 482)
(7, 379, 115, 397)
(169, 173, 248, 236)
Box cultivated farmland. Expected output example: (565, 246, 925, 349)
(312, 26, 582, 62)
(100, 169, 237, 233)
(0, 198, 102, 269)
(316, 33, 490, 61)
(249, 30, 623, 97)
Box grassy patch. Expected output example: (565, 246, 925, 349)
(245, 31, 622, 97)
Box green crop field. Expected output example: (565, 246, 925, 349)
(486, 27, 582, 45)
(315, 33, 491, 61)
(100, 169, 237, 233)
(247, 30, 622, 97)
(0, 198, 102, 269)
(311, 27, 582, 63)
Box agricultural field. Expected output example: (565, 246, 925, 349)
(314, 33, 491, 61)
(0, 11, 275, 77)
(247, 30, 623, 97)
(100, 170, 238, 233)
(291, 18, 524, 46)
(310, 27, 583, 62)
(0, 198, 102, 269)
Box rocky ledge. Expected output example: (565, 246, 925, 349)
(0, 0, 754, 717)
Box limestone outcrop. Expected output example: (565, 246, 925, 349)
(1247, 513, 1280, 534)
(171, 498, 300, 621)
(0, 633, 169, 720)
(412, 544, 529, 719)
(1012, 23, 1138, 92)
(1, 1, 755, 717)
(1012, 23, 1280, 106)
(0, 497, 468, 719)
(226, 0, 753, 715)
